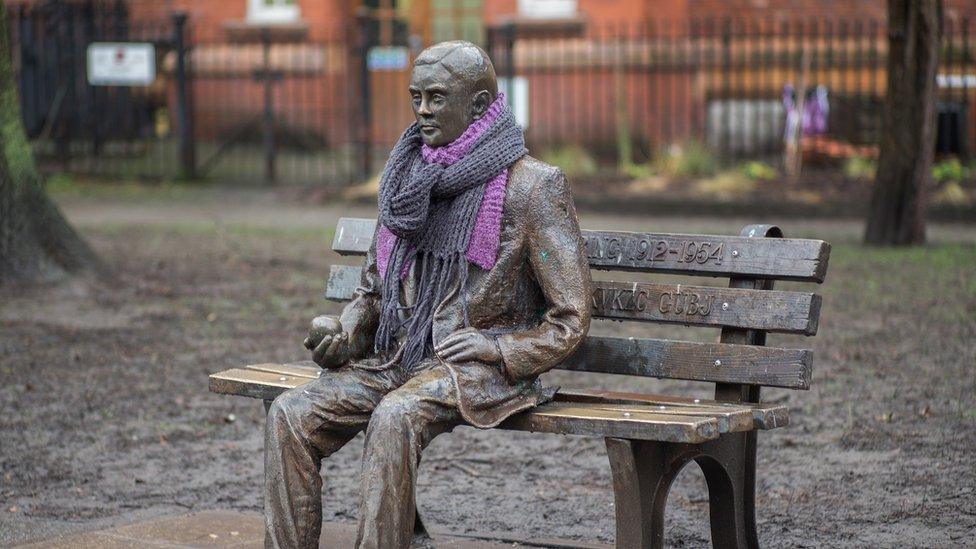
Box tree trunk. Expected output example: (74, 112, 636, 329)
(864, 0, 941, 246)
(0, 3, 101, 284)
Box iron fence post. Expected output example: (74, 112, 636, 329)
(172, 11, 196, 180)
(357, 15, 372, 180)
(503, 22, 515, 102)
(260, 27, 277, 185)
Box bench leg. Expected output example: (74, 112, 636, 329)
(695, 433, 759, 549)
(606, 438, 690, 549)
(606, 435, 759, 549)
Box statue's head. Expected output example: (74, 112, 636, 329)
(409, 41, 498, 147)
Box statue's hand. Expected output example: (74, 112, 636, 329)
(304, 315, 349, 369)
(434, 327, 502, 365)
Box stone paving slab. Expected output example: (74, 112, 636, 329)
(13, 510, 610, 548)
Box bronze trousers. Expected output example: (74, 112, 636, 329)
(264, 359, 461, 549)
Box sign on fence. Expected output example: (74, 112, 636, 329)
(87, 43, 156, 86)
(367, 47, 409, 71)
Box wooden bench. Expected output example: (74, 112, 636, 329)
(210, 217, 830, 548)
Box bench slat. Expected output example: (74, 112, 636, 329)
(592, 281, 821, 335)
(554, 389, 789, 430)
(499, 403, 720, 443)
(583, 230, 830, 282)
(558, 336, 812, 389)
(325, 265, 821, 335)
(210, 368, 305, 400)
(325, 264, 362, 302)
(233, 365, 789, 431)
(247, 361, 320, 379)
(330, 218, 830, 282)
(207, 367, 799, 442)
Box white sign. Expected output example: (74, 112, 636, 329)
(368, 47, 409, 71)
(87, 42, 155, 86)
(498, 77, 529, 129)
(938, 74, 976, 88)
(517, 0, 577, 19)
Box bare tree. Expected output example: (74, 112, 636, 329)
(865, 0, 942, 245)
(0, 3, 101, 284)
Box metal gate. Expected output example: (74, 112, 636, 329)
(9, 0, 189, 180)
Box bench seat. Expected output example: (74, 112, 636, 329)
(209, 362, 789, 444)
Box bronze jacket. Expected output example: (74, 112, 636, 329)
(337, 156, 592, 428)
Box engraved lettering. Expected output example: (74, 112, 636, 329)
(634, 239, 650, 260)
(590, 288, 602, 309)
(686, 293, 700, 315)
(708, 242, 725, 265)
(699, 295, 715, 315)
(611, 289, 627, 310)
(695, 242, 710, 263)
(673, 292, 685, 314)
(584, 236, 599, 259)
(607, 238, 622, 260)
(635, 290, 647, 311)
(659, 293, 671, 313)
(653, 241, 668, 261)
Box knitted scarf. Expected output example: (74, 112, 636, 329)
(375, 93, 527, 370)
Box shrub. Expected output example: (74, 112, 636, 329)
(739, 161, 777, 181)
(843, 155, 877, 180)
(932, 158, 972, 183)
(694, 171, 757, 200)
(538, 145, 599, 178)
(654, 141, 717, 179)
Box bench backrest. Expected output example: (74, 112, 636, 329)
(326, 218, 830, 401)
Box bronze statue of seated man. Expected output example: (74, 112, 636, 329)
(264, 40, 592, 549)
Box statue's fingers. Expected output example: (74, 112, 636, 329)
(435, 339, 467, 357)
(435, 332, 474, 351)
(312, 335, 334, 363)
(325, 335, 343, 358)
(444, 346, 477, 364)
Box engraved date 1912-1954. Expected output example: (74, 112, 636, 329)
(585, 236, 727, 265)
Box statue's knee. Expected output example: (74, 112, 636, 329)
(370, 393, 417, 435)
(266, 389, 305, 434)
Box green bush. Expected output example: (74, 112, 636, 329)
(739, 161, 777, 181)
(655, 141, 717, 179)
(843, 155, 877, 180)
(621, 162, 654, 180)
(694, 171, 757, 199)
(538, 145, 598, 178)
(932, 158, 972, 183)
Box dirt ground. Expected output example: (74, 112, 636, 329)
(1, 188, 974, 547)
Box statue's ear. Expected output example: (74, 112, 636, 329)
(471, 90, 491, 120)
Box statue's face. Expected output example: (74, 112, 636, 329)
(409, 63, 478, 147)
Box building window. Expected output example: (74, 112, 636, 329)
(517, 0, 576, 19)
(429, 0, 483, 45)
(247, 0, 300, 24)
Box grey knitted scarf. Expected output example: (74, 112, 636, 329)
(375, 103, 527, 370)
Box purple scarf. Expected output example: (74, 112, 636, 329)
(376, 94, 510, 279)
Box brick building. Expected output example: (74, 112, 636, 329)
(7, 0, 975, 183)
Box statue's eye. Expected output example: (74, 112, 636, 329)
(411, 95, 421, 106)
(431, 94, 445, 104)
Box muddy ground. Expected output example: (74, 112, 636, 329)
(1, 189, 974, 547)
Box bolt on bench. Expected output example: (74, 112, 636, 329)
(210, 217, 830, 549)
